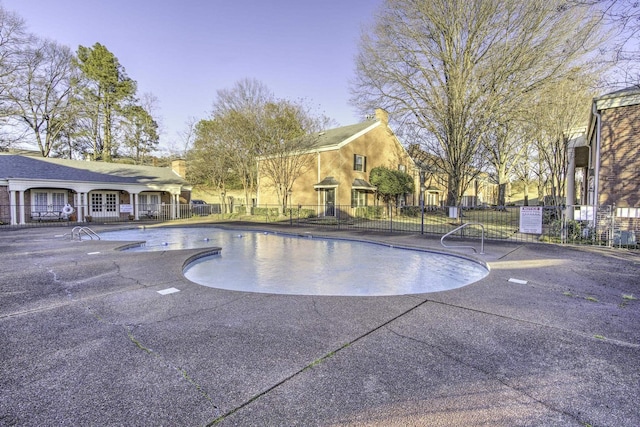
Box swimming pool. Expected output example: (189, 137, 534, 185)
(101, 227, 489, 296)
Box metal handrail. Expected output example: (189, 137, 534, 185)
(68, 226, 100, 241)
(441, 222, 484, 254)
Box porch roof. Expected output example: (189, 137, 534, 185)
(314, 176, 339, 189)
(352, 179, 376, 192)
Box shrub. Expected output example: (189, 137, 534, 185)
(252, 207, 280, 217)
(300, 209, 317, 219)
(401, 206, 421, 217)
(550, 219, 588, 241)
(354, 206, 384, 219)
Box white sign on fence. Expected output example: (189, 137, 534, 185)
(574, 205, 594, 221)
(519, 206, 543, 234)
(119, 204, 133, 213)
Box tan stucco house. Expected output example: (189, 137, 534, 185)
(0, 152, 192, 225)
(257, 109, 418, 216)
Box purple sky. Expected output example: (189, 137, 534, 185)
(3, 0, 383, 152)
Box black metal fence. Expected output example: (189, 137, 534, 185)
(1, 202, 638, 249)
(250, 203, 639, 248)
(203, 203, 636, 249)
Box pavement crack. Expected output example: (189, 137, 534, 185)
(387, 327, 587, 425)
(497, 244, 526, 260)
(206, 297, 433, 425)
(425, 298, 640, 349)
(123, 324, 221, 417)
(159, 294, 252, 324)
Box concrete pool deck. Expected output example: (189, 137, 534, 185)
(1, 222, 639, 426)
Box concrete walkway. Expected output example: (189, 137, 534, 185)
(1, 222, 638, 426)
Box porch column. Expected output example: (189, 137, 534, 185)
(566, 147, 576, 220)
(9, 190, 17, 225)
(74, 192, 81, 220)
(173, 193, 179, 219)
(18, 190, 25, 225)
(82, 192, 89, 222)
(133, 193, 139, 220)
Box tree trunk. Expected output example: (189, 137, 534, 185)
(446, 173, 462, 206)
(498, 183, 507, 207)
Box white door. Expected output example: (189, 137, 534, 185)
(90, 192, 118, 218)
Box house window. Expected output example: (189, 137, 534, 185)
(398, 164, 406, 172)
(139, 193, 161, 213)
(32, 190, 67, 212)
(426, 192, 439, 208)
(33, 192, 48, 212)
(353, 154, 366, 172)
(351, 189, 368, 207)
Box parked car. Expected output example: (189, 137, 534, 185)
(190, 199, 210, 216)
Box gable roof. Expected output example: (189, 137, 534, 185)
(0, 154, 188, 186)
(311, 119, 381, 151)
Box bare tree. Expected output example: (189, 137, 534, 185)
(171, 116, 198, 157)
(481, 120, 529, 207)
(209, 78, 274, 206)
(0, 5, 30, 149)
(511, 145, 536, 206)
(255, 100, 330, 211)
(189, 79, 332, 210)
(351, 0, 605, 205)
(528, 78, 595, 206)
(579, 0, 640, 87)
(6, 38, 76, 157)
(187, 118, 236, 205)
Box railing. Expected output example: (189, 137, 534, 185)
(1, 202, 638, 250)
(66, 226, 100, 241)
(440, 222, 485, 254)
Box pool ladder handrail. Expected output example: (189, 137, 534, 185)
(68, 226, 101, 241)
(441, 222, 484, 254)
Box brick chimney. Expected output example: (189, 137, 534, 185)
(171, 159, 186, 178)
